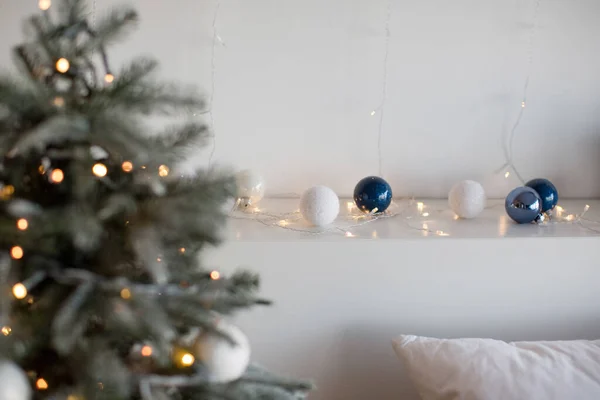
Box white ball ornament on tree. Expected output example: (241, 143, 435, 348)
(0, 360, 32, 400)
(194, 321, 251, 383)
(235, 170, 265, 208)
(448, 180, 486, 219)
(299, 185, 340, 227)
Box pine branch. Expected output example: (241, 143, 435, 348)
(78, 7, 138, 54)
(58, 0, 88, 26)
(8, 114, 90, 156)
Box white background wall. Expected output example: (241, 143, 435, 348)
(2, 0, 600, 198)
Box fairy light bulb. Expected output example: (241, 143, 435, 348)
(16, 218, 28, 231)
(38, 0, 51, 10)
(12, 283, 27, 299)
(1, 326, 11, 336)
(36, 378, 49, 390)
(158, 165, 169, 177)
(180, 353, 195, 366)
(50, 169, 64, 183)
(141, 345, 153, 357)
(53, 96, 65, 107)
(210, 270, 220, 280)
(120, 288, 131, 300)
(55, 58, 70, 73)
(179, 247, 185, 253)
(92, 163, 108, 177)
(104, 73, 114, 83)
(504, 171, 510, 178)
(121, 161, 133, 172)
(11, 246, 24, 260)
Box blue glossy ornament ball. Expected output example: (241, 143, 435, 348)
(525, 178, 558, 212)
(353, 176, 392, 213)
(505, 186, 543, 224)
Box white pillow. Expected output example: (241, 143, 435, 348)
(392, 335, 600, 400)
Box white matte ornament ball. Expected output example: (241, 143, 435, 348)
(194, 321, 251, 383)
(0, 360, 31, 400)
(448, 180, 486, 219)
(235, 170, 265, 208)
(299, 186, 340, 227)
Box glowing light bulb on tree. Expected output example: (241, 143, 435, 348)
(55, 58, 70, 73)
(12, 283, 27, 299)
(38, 0, 51, 10)
(11, 246, 24, 260)
(16, 219, 28, 230)
(92, 163, 108, 177)
(121, 161, 133, 172)
(50, 169, 64, 183)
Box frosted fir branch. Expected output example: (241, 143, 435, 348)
(139, 372, 211, 400)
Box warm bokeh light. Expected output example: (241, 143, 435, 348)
(158, 165, 169, 177)
(120, 288, 131, 300)
(345, 232, 355, 238)
(121, 161, 133, 172)
(36, 378, 49, 390)
(50, 169, 64, 183)
(504, 171, 510, 178)
(12, 283, 27, 299)
(210, 270, 220, 280)
(55, 58, 70, 73)
(1, 185, 15, 199)
(1, 326, 11, 336)
(53, 97, 65, 107)
(179, 247, 185, 253)
(39, 0, 51, 10)
(104, 73, 114, 83)
(141, 345, 153, 357)
(17, 218, 28, 231)
(92, 163, 108, 177)
(11, 246, 24, 260)
(180, 353, 195, 366)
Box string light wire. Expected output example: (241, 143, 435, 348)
(374, 0, 393, 177)
(207, 0, 222, 168)
(496, 0, 542, 183)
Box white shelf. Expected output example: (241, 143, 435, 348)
(227, 198, 600, 241)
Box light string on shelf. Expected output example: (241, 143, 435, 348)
(230, 201, 404, 237)
(494, 0, 542, 184)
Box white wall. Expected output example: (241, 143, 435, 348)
(2, 0, 600, 198)
(209, 238, 600, 399)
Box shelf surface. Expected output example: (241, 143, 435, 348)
(226, 199, 600, 241)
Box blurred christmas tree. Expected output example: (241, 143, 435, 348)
(0, 1, 311, 399)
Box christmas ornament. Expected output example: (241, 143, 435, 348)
(448, 180, 486, 219)
(0, 360, 31, 400)
(194, 321, 250, 383)
(299, 186, 339, 227)
(235, 170, 265, 208)
(353, 176, 392, 213)
(505, 186, 543, 224)
(525, 178, 558, 213)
